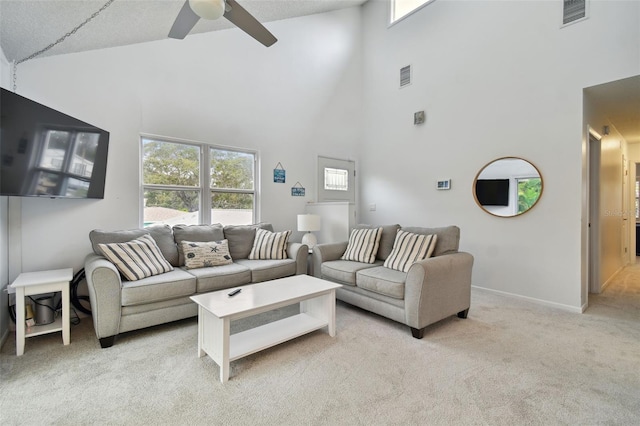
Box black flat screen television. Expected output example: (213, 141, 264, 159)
(475, 179, 509, 206)
(0, 88, 109, 198)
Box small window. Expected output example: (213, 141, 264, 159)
(324, 167, 349, 191)
(391, 0, 435, 24)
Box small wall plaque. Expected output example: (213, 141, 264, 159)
(273, 162, 286, 183)
(291, 181, 306, 196)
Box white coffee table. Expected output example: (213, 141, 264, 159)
(190, 274, 341, 383)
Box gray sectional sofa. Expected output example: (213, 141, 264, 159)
(312, 224, 473, 338)
(84, 223, 308, 348)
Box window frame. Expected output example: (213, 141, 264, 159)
(139, 134, 259, 227)
(389, 0, 436, 26)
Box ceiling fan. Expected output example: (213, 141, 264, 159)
(169, 0, 277, 47)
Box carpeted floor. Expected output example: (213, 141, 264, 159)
(1, 267, 639, 425)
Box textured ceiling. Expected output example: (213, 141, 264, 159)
(0, 0, 367, 62)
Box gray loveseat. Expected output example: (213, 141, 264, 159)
(84, 223, 308, 348)
(312, 224, 473, 338)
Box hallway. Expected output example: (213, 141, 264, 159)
(588, 260, 640, 320)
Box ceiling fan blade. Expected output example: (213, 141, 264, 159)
(224, 0, 277, 47)
(168, 1, 201, 39)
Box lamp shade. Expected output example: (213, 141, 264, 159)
(297, 214, 321, 232)
(189, 0, 226, 20)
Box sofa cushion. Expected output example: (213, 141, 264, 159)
(90, 228, 148, 255)
(356, 266, 406, 300)
(173, 224, 224, 265)
(90, 226, 179, 267)
(121, 268, 196, 306)
(402, 225, 460, 256)
(186, 263, 252, 293)
(355, 224, 400, 261)
(180, 240, 233, 269)
(235, 259, 297, 283)
(249, 229, 291, 260)
(342, 227, 382, 263)
(321, 259, 382, 286)
(146, 225, 179, 267)
(223, 223, 273, 260)
(383, 230, 437, 272)
(98, 234, 174, 281)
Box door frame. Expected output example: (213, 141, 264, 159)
(587, 128, 602, 295)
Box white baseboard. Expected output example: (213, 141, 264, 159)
(472, 285, 584, 314)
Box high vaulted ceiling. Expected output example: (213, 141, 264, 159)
(0, 0, 367, 62)
(1, 1, 638, 144)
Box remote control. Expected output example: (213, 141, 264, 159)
(228, 288, 242, 297)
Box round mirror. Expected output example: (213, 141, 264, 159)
(473, 157, 543, 217)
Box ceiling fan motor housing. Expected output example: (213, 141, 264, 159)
(189, 0, 226, 20)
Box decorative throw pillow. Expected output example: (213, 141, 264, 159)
(248, 229, 291, 260)
(180, 240, 233, 269)
(383, 230, 438, 272)
(98, 234, 174, 281)
(341, 227, 383, 264)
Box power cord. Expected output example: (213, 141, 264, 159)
(71, 268, 92, 316)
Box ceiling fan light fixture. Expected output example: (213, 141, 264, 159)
(189, 0, 226, 20)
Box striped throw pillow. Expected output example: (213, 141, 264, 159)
(383, 230, 437, 272)
(341, 227, 382, 264)
(98, 234, 174, 281)
(248, 229, 291, 260)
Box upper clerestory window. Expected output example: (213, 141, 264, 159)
(390, 0, 435, 25)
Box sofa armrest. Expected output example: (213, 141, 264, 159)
(287, 242, 309, 275)
(404, 252, 474, 329)
(311, 242, 348, 278)
(84, 253, 123, 340)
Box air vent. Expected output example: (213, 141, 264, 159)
(400, 65, 411, 88)
(563, 0, 587, 25)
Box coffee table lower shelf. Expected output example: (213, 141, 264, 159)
(229, 313, 326, 361)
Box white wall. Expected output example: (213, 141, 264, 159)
(359, 0, 640, 310)
(1, 46, 11, 345)
(6, 1, 640, 315)
(12, 8, 362, 274)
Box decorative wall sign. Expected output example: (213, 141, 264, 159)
(291, 182, 306, 196)
(273, 162, 286, 183)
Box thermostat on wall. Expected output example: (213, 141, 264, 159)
(437, 179, 451, 190)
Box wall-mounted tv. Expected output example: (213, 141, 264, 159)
(475, 179, 509, 206)
(1, 88, 109, 199)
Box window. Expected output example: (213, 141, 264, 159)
(390, 0, 435, 24)
(324, 167, 349, 191)
(141, 136, 257, 227)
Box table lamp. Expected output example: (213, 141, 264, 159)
(297, 214, 321, 249)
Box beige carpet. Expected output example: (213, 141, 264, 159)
(1, 268, 639, 425)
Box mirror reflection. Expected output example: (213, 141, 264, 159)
(473, 157, 543, 217)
